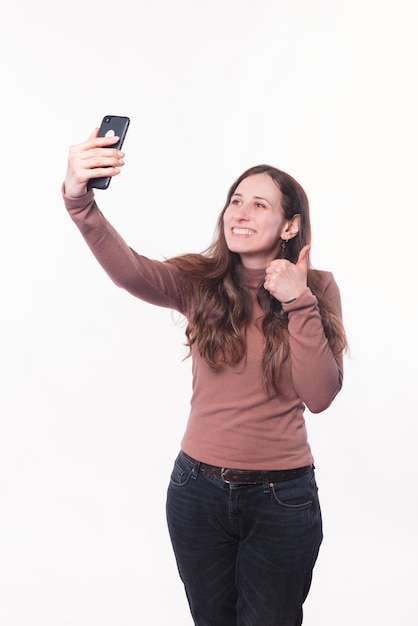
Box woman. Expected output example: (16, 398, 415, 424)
(63, 128, 347, 625)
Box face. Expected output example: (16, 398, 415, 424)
(223, 173, 289, 269)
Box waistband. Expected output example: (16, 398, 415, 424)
(182, 452, 313, 485)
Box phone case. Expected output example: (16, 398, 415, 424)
(87, 115, 130, 190)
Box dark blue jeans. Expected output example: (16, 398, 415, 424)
(166, 451, 323, 626)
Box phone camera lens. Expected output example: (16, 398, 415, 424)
(105, 117, 111, 123)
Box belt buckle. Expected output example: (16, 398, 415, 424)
(221, 468, 249, 484)
(221, 467, 233, 484)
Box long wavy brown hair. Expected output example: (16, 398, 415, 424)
(167, 165, 347, 393)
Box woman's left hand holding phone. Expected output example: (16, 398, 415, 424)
(63, 128, 125, 198)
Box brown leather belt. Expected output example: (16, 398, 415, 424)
(182, 452, 312, 485)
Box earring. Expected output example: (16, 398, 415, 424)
(281, 238, 288, 250)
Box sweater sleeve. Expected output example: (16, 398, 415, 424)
(63, 187, 190, 314)
(282, 273, 344, 413)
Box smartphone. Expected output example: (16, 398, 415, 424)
(87, 115, 130, 190)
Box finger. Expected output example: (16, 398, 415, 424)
(88, 127, 99, 140)
(263, 274, 271, 290)
(87, 165, 122, 179)
(296, 244, 310, 271)
(82, 129, 121, 150)
(265, 259, 281, 274)
(88, 127, 119, 143)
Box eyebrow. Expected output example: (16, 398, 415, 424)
(232, 192, 272, 205)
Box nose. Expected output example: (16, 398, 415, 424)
(235, 202, 251, 220)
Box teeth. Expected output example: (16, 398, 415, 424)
(232, 228, 255, 235)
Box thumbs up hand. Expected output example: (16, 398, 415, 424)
(264, 244, 310, 303)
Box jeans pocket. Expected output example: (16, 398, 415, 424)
(169, 454, 195, 487)
(270, 474, 315, 510)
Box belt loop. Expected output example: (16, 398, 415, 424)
(261, 470, 270, 494)
(191, 459, 200, 480)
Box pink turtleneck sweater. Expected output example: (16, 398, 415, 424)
(64, 188, 343, 470)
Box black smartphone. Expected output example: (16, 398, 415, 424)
(87, 115, 130, 190)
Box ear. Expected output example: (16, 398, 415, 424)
(280, 214, 301, 241)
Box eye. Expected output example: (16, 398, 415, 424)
(255, 202, 266, 209)
(230, 199, 241, 206)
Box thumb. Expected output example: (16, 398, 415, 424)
(296, 244, 310, 272)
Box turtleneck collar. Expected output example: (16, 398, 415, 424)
(239, 265, 266, 289)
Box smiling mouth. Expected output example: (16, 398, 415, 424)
(232, 228, 256, 236)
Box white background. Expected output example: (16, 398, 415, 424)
(1, 0, 417, 624)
